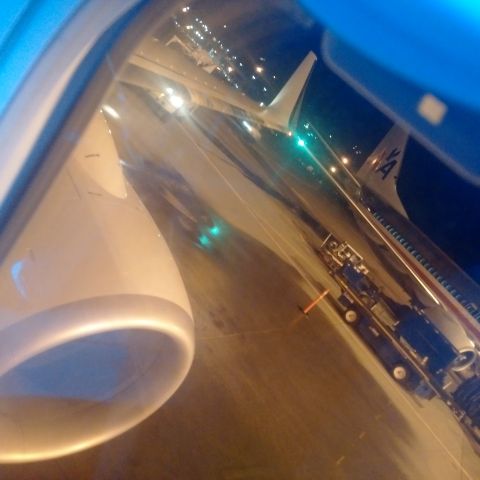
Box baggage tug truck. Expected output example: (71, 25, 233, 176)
(318, 233, 480, 451)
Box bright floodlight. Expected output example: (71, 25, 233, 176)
(255, 66, 264, 73)
(165, 87, 174, 95)
(330, 166, 337, 173)
(297, 138, 305, 147)
(168, 94, 184, 109)
(227, 66, 234, 73)
(341, 156, 350, 165)
(102, 105, 120, 119)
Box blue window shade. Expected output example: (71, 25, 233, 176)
(0, 1, 84, 116)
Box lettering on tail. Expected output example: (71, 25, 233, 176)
(375, 148, 401, 180)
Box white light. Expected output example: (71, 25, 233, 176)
(102, 104, 120, 119)
(182, 6, 189, 12)
(223, 24, 227, 28)
(252, 75, 256, 80)
(242, 120, 253, 132)
(168, 94, 184, 109)
(341, 156, 350, 165)
(287, 131, 293, 137)
(239, 62, 243, 67)
(330, 166, 337, 173)
(259, 102, 264, 107)
(186, 25, 193, 29)
(165, 87, 174, 95)
(227, 66, 234, 73)
(273, 75, 276, 79)
(255, 66, 263, 73)
(263, 87, 267, 92)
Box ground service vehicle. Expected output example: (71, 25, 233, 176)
(318, 233, 480, 452)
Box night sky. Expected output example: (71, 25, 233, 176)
(186, 1, 480, 283)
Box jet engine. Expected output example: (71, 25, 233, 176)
(422, 306, 477, 372)
(0, 111, 194, 462)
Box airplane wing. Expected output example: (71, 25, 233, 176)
(122, 36, 317, 134)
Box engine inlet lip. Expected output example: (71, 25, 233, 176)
(0, 294, 194, 463)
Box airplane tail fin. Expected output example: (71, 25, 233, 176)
(260, 51, 317, 132)
(357, 124, 409, 218)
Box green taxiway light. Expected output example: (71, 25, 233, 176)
(198, 234, 211, 247)
(297, 138, 305, 147)
(209, 225, 221, 237)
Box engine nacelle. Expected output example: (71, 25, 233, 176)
(0, 112, 194, 462)
(423, 306, 477, 372)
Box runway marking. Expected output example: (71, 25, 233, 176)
(358, 431, 366, 440)
(199, 327, 284, 341)
(177, 123, 322, 297)
(335, 455, 345, 466)
(177, 122, 476, 480)
(290, 186, 312, 207)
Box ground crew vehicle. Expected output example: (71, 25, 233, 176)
(318, 233, 480, 451)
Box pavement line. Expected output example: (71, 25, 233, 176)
(358, 431, 366, 440)
(335, 455, 345, 466)
(198, 327, 285, 341)
(177, 122, 321, 297)
(177, 122, 475, 480)
(180, 122, 326, 269)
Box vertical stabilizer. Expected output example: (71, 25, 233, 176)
(357, 125, 409, 217)
(260, 51, 317, 132)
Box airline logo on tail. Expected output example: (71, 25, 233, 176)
(357, 125, 409, 217)
(375, 147, 401, 180)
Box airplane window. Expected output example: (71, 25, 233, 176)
(0, 0, 480, 477)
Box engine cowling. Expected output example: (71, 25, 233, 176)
(423, 306, 477, 372)
(0, 112, 194, 462)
